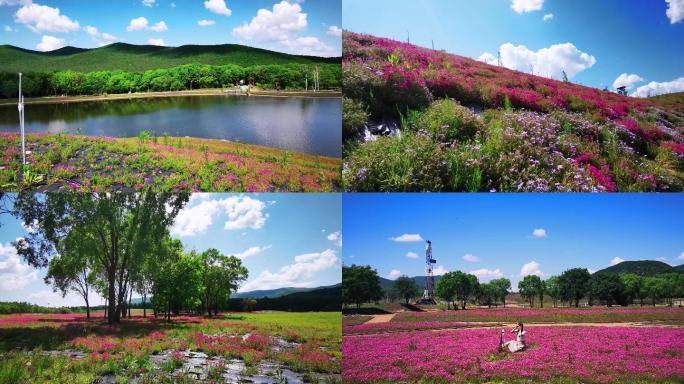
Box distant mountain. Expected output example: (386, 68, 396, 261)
(379, 276, 442, 291)
(0, 42, 340, 73)
(594, 260, 682, 276)
(229, 283, 341, 311)
(232, 284, 340, 299)
(675, 264, 684, 272)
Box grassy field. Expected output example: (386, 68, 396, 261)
(0, 311, 341, 383)
(0, 132, 341, 192)
(0, 43, 339, 73)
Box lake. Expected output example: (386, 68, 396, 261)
(0, 95, 341, 157)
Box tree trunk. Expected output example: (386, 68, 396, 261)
(107, 268, 118, 324)
(128, 288, 133, 318)
(143, 294, 147, 318)
(85, 296, 90, 319)
(503, 296, 506, 308)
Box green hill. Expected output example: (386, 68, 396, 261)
(675, 264, 684, 272)
(0, 42, 340, 73)
(594, 260, 682, 276)
(229, 284, 342, 311)
(233, 286, 326, 299)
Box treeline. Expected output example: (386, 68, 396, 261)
(0, 301, 72, 315)
(0, 62, 341, 99)
(11, 193, 248, 324)
(343, 264, 684, 309)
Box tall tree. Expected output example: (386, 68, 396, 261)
(44, 252, 95, 318)
(545, 276, 562, 307)
(589, 274, 625, 307)
(558, 268, 592, 307)
(342, 265, 383, 308)
(12, 193, 189, 324)
(200, 248, 248, 316)
(518, 275, 542, 308)
(393, 276, 419, 304)
(489, 278, 511, 307)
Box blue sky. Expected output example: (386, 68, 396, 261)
(0, 193, 342, 307)
(343, 0, 684, 96)
(0, 0, 342, 56)
(343, 194, 684, 290)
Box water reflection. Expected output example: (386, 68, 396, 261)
(0, 95, 341, 157)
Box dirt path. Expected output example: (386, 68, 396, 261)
(365, 314, 396, 323)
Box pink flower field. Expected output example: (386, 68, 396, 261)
(342, 326, 684, 383)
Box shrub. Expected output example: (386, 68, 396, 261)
(342, 97, 369, 141)
(343, 132, 445, 191)
(414, 99, 484, 143)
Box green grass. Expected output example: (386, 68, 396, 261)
(0, 43, 339, 73)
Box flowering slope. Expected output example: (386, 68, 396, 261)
(342, 31, 684, 192)
(343, 326, 684, 383)
(0, 132, 341, 192)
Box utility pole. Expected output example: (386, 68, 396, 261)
(421, 240, 437, 304)
(407, 31, 410, 44)
(497, 50, 502, 67)
(18, 72, 25, 165)
(432, 40, 435, 50)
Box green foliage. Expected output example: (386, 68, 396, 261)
(589, 273, 626, 306)
(0, 62, 340, 98)
(343, 132, 445, 191)
(342, 265, 383, 308)
(342, 97, 368, 141)
(503, 94, 512, 111)
(413, 99, 484, 142)
(436, 271, 479, 310)
(0, 302, 71, 314)
(489, 278, 512, 307)
(393, 276, 419, 304)
(558, 268, 592, 307)
(518, 275, 545, 308)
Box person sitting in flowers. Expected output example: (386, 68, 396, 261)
(499, 322, 526, 352)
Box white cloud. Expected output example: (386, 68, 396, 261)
(3, 25, 11, 32)
(405, 252, 418, 259)
(678, 252, 684, 260)
(470, 268, 504, 282)
(433, 265, 449, 276)
(387, 269, 402, 280)
(0, 240, 38, 291)
(204, 0, 231, 16)
(0, 0, 30, 5)
(27, 289, 105, 308)
(477, 52, 497, 65)
(127, 17, 149, 31)
(511, 0, 544, 14)
(281, 36, 336, 57)
(326, 25, 342, 37)
(483, 43, 596, 80)
(613, 73, 644, 90)
(150, 20, 168, 32)
(147, 38, 165, 46)
(543, 13, 553, 21)
(610, 257, 625, 266)
(233, 0, 307, 42)
(532, 228, 547, 238)
(588, 268, 596, 274)
(83, 25, 117, 46)
(171, 195, 270, 237)
(462, 254, 480, 262)
(171, 2, 176, 8)
(198, 19, 216, 27)
(327, 231, 342, 247)
(233, 245, 272, 259)
(666, 0, 684, 23)
(36, 34, 65, 51)
(142, 0, 155, 7)
(632, 77, 684, 98)
(14, 2, 80, 33)
(389, 234, 423, 242)
(239, 249, 337, 291)
(520, 261, 543, 276)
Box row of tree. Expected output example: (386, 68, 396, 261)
(342, 264, 684, 309)
(0, 62, 341, 98)
(0, 301, 71, 314)
(10, 193, 248, 323)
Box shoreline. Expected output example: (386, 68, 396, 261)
(0, 88, 342, 106)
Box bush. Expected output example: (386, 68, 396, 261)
(343, 132, 445, 191)
(414, 99, 484, 142)
(342, 97, 369, 141)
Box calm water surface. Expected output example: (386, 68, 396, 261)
(0, 95, 341, 157)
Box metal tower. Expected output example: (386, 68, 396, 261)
(421, 240, 437, 303)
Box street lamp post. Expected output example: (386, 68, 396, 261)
(18, 72, 26, 165)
